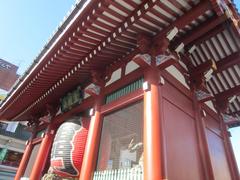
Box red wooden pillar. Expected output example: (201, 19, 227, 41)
(79, 88, 104, 180)
(29, 126, 55, 180)
(192, 93, 215, 180)
(220, 116, 240, 180)
(15, 140, 34, 180)
(143, 68, 163, 180)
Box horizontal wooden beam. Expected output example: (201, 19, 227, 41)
(231, 110, 240, 115)
(190, 60, 214, 77)
(171, 15, 228, 50)
(215, 85, 240, 100)
(226, 120, 240, 128)
(215, 52, 240, 73)
(186, 51, 239, 80)
(156, 0, 212, 39)
(186, 24, 225, 50)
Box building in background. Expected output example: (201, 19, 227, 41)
(0, 122, 31, 180)
(0, 58, 19, 104)
(0, 59, 30, 179)
(0, 58, 19, 91)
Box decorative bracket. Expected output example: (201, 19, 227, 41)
(133, 54, 152, 68)
(134, 52, 177, 70)
(25, 117, 39, 132)
(195, 89, 213, 102)
(91, 70, 105, 86)
(39, 114, 52, 124)
(215, 97, 229, 113)
(156, 53, 177, 69)
(221, 113, 239, 123)
(135, 33, 177, 70)
(85, 84, 101, 97)
(39, 104, 58, 124)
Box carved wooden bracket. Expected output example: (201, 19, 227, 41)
(133, 54, 152, 68)
(215, 97, 229, 113)
(221, 113, 239, 123)
(85, 84, 101, 97)
(39, 114, 51, 124)
(135, 34, 177, 69)
(137, 34, 152, 53)
(179, 53, 216, 102)
(25, 116, 40, 132)
(39, 104, 58, 124)
(46, 104, 58, 117)
(150, 38, 170, 57)
(133, 53, 177, 70)
(91, 70, 107, 86)
(179, 52, 217, 100)
(85, 70, 111, 97)
(137, 33, 170, 56)
(195, 88, 213, 102)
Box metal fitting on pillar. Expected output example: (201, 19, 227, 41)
(159, 76, 165, 86)
(143, 81, 150, 92)
(89, 108, 95, 116)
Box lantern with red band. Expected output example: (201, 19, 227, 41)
(50, 117, 89, 178)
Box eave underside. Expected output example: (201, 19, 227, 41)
(0, 0, 239, 126)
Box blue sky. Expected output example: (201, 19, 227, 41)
(0, 0, 240, 172)
(0, 0, 75, 74)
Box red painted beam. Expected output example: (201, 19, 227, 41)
(184, 51, 239, 80)
(215, 85, 240, 100)
(190, 60, 214, 77)
(172, 15, 227, 50)
(156, 0, 212, 39)
(226, 119, 240, 126)
(187, 24, 225, 50)
(215, 52, 240, 73)
(231, 110, 240, 115)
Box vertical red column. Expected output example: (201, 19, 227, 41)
(79, 95, 103, 180)
(193, 93, 215, 180)
(220, 118, 240, 180)
(15, 140, 34, 180)
(29, 126, 55, 180)
(143, 68, 163, 180)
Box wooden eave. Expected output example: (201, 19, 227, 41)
(0, 0, 239, 125)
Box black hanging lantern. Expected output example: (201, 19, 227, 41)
(50, 117, 89, 178)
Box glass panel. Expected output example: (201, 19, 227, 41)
(97, 101, 143, 171)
